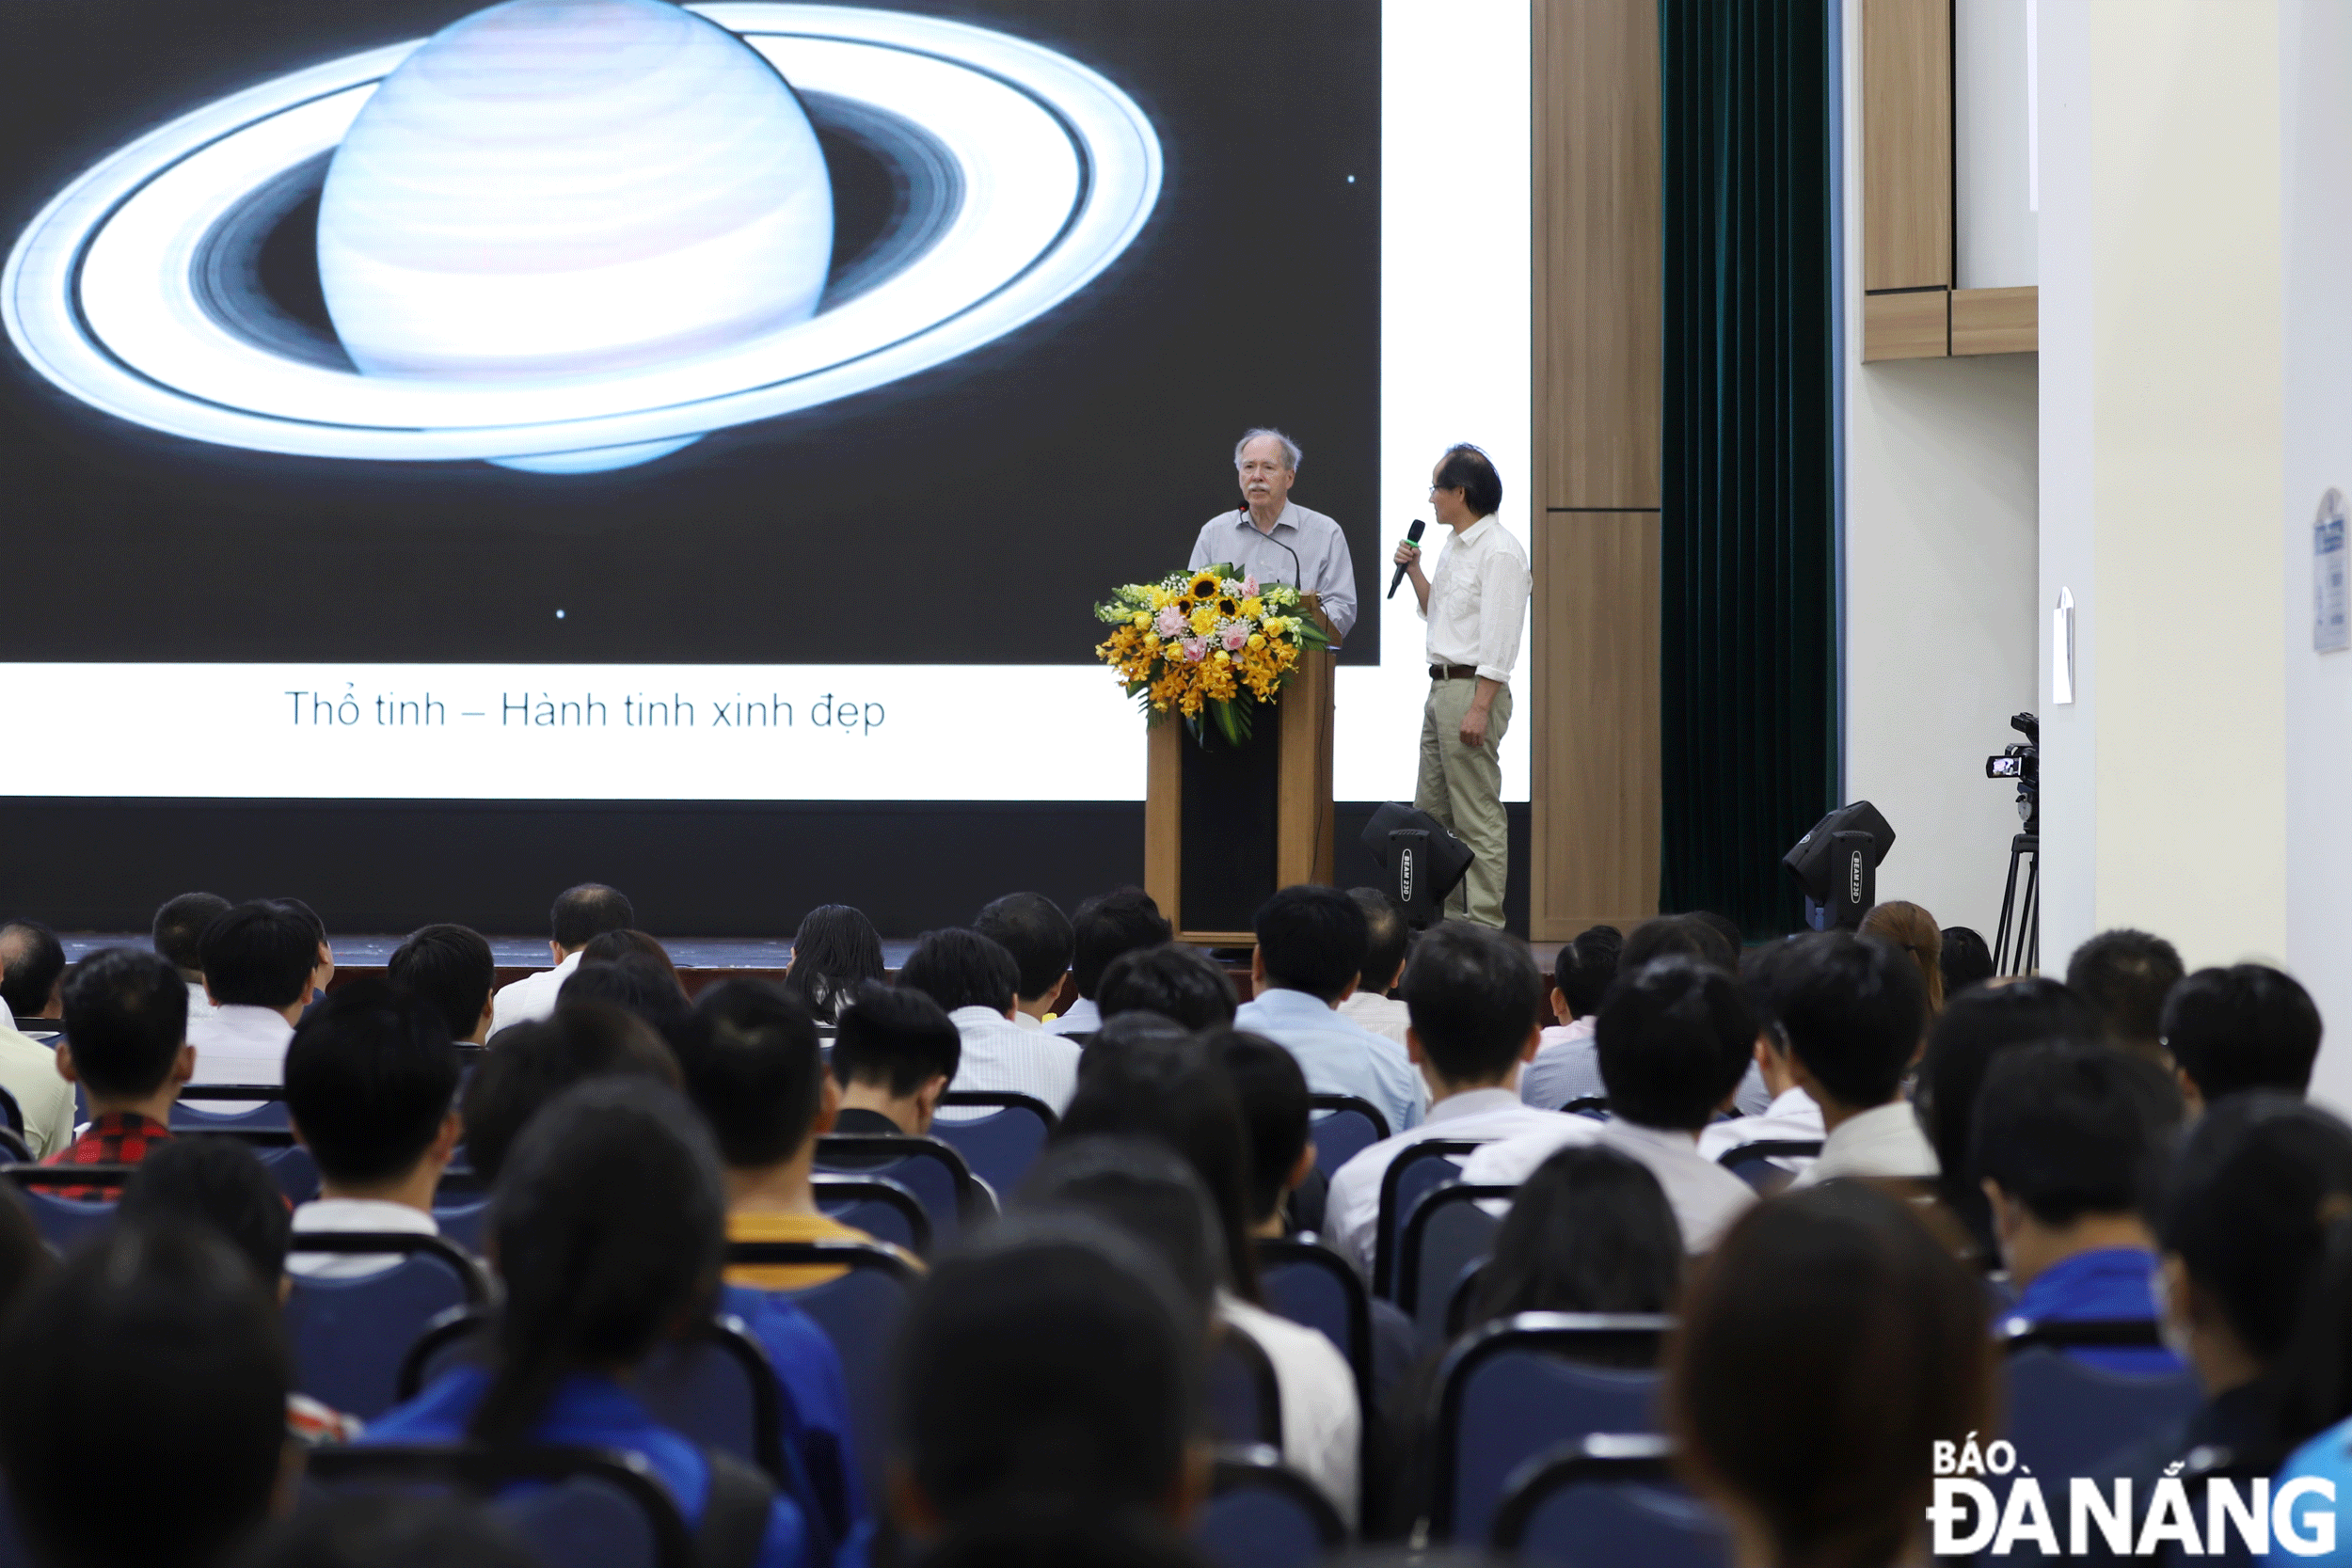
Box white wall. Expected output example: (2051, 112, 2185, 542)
(1956, 0, 2038, 288)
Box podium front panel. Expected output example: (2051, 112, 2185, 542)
(1176, 721, 1281, 935)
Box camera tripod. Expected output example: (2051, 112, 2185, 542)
(1994, 832, 2039, 975)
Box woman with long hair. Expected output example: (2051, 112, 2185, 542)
(782, 905, 886, 1028)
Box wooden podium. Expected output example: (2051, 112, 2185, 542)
(1143, 595, 1337, 946)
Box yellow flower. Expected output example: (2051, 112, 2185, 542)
(1188, 572, 1220, 599)
(1241, 597, 1264, 618)
(1247, 633, 1264, 650)
(1189, 605, 1217, 636)
(1144, 634, 1160, 651)
(1132, 611, 1150, 628)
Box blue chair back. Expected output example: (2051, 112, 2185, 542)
(1492, 1434, 1729, 1568)
(747, 1241, 918, 1513)
(815, 1135, 978, 1251)
(1399, 1184, 1508, 1338)
(1206, 1323, 1283, 1449)
(1373, 1139, 1484, 1298)
(171, 1090, 291, 1132)
(1194, 1446, 1343, 1568)
(282, 1234, 491, 1418)
(1257, 1239, 1371, 1398)
(306, 1447, 693, 1568)
(1431, 1312, 1674, 1543)
(812, 1172, 931, 1255)
(1306, 1094, 1390, 1179)
(1715, 1139, 1820, 1193)
(434, 1197, 490, 1254)
(932, 1091, 1056, 1196)
(4, 1164, 127, 1250)
(2001, 1323, 2201, 1484)
(256, 1143, 320, 1204)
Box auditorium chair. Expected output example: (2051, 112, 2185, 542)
(1427, 1311, 1674, 1543)
(284, 1232, 493, 1418)
(811, 1172, 930, 1256)
(1371, 1140, 1486, 1299)
(1490, 1433, 1730, 1568)
(1560, 1097, 1612, 1120)
(307, 1446, 700, 1568)
(1997, 1317, 2201, 1489)
(1397, 1183, 1509, 1339)
(1207, 1318, 1284, 1450)
(170, 1085, 291, 1132)
(1305, 1094, 1390, 1179)
(814, 1132, 986, 1248)
(1195, 1445, 1345, 1568)
(1714, 1139, 1821, 1194)
(0, 1083, 22, 1138)
(1256, 1237, 1373, 1400)
(3, 1163, 128, 1249)
(930, 1090, 1055, 1197)
(737, 1238, 918, 1512)
(431, 1165, 490, 1254)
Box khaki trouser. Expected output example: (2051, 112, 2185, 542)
(1414, 677, 1512, 927)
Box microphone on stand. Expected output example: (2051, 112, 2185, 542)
(1245, 503, 1305, 591)
(1387, 519, 1427, 599)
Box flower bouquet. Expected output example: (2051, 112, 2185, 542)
(1093, 563, 1333, 746)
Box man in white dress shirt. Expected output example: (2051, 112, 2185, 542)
(185, 900, 321, 1089)
(1047, 888, 1171, 1038)
(900, 927, 1082, 1117)
(1233, 886, 1422, 1135)
(1519, 926, 1622, 1111)
(151, 892, 230, 1028)
(0, 920, 65, 1032)
(1746, 931, 1938, 1189)
(1391, 444, 1533, 928)
(1332, 888, 1412, 1048)
(1696, 1009, 1824, 1167)
(973, 892, 1073, 1031)
(1324, 923, 1564, 1277)
(1465, 956, 1759, 1254)
(1189, 429, 1359, 641)
(488, 882, 634, 1038)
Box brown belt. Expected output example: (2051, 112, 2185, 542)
(1429, 664, 1478, 681)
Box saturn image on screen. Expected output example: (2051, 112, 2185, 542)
(1, 0, 1164, 472)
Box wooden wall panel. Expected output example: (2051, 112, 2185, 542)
(1949, 285, 2038, 355)
(1862, 0, 1953, 291)
(1863, 288, 1949, 360)
(1530, 0, 1663, 940)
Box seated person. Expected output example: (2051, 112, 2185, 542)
(386, 924, 500, 1045)
(49, 947, 191, 1170)
(831, 984, 961, 1136)
(487, 881, 633, 1037)
(1939, 925, 1996, 998)
(458, 1001, 680, 1182)
(1333, 888, 1413, 1047)
(974, 893, 1074, 1030)
(151, 891, 230, 1025)
(672, 980, 885, 1291)
(1857, 899, 1945, 1013)
(1743, 929, 1938, 1190)
(0, 1222, 293, 1568)
(186, 899, 318, 1090)
(1097, 944, 1240, 1033)
(2065, 927, 2185, 1067)
(1695, 952, 1825, 1168)
(1050, 888, 1172, 1038)
(1518, 924, 1621, 1111)
(899, 928, 1080, 1117)
(2161, 962, 2323, 1115)
(0, 919, 65, 1030)
(282, 980, 464, 1279)
(1233, 885, 1422, 1135)
(781, 905, 886, 1036)
(1970, 1043, 2184, 1372)
(1466, 956, 1758, 1253)
(367, 1081, 808, 1568)
(1670, 1184, 1992, 1568)
(1324, 922, 1562, 1277)
(559, 952, 692, 1040)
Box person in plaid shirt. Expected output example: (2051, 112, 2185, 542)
(47, 948, 196, 1196)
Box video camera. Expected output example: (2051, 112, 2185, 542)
(1985, 712, 2038, 833)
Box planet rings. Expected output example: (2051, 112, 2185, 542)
(1, 4, 1163, 468)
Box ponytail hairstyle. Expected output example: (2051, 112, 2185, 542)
(468, 1080, 724, 1447)
(1857, 900, 1945, 1013)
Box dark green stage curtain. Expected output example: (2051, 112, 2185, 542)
(1659, 0, 1836, 938)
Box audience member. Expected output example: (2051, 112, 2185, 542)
(283, 898, 337, 1008)
(2161, 962, 2323, 1114)
(368, 1081, 807, 1564)
(1940, 924, 1996, 998)
(386, 923, 498, 1044)
(0, 918, 65, 1026)
(1234, 885, 1422, 1134)
(900, 927, 1081, 1117)
(0, 1226, 293, 1568)
(1057, 1033, 1360, 1523)
(1668, 1183, 1992, 1568)
(243, 1496, 538, 1568)
(1467, 955, 1758, 1252)
(559, 952, 692, 1038)
(1914, 975, 2103, 1255)
(831, 983, 961, 1135)
(1613, 913, 1770, 1115)
(1096, 944, 1239, 1033)
(579, 926, 682, 981)
(48, 948, 190, 1169)
(0, 941, 80, 1156)
(457, 1000, 679, 1182)
(2066, 927, 2185, 1066)
(1324, 922, 1558, 1276)
(974, 892, 1075, 1028)
(1518, 923, 1622, 1111)
(1971, 1043, 2184, 1371)
(185, 899, 316, 1089)
(151, 892, 230, 1025)
(486, 882, 633, 1037)
(1334, 887, 1413, 1046)
(281, 980, 463, 1279)
(781, 904, 886, 1031)
(1744, 929, 1937, 1189)
(1694, 951, 1825, 1169)
(1858, 899, 1944, 1012)
(1050, 888, 1172, 1038)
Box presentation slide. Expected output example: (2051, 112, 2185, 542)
(0, 0, 1530, 802)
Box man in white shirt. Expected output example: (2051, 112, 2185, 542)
(1325, 923, 1564, 1277)
(0, 920, 65, 1033)
(151, 892, 230, 1027)
(186, 900, 320, 1090)
(1696, 1008, 1824, 1166)
(1233, 886, 1422, 1135)
(1745, 930, 1937, 1189)
(1519, 925, 1623, 1110)
(283, 982, 464, 1278)
(900, 927, 1082, 1116)
(0, 944, 87, 1159)
(488, 882, 634, 1037)
(1190, 429, 1359, 640)
(1046, 888, 1170, 1038)
(1465, 956, 1760, 1253)
(1332, 888, 1412, 1048)
(1391, 444, 1533, 928)
(973, 893, 1073, 1032)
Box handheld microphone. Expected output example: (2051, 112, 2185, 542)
(1387, 519, 1427, 599)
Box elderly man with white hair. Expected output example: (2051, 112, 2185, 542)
(1187, 428, 1359, 640)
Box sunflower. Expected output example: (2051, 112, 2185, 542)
(1216, 596, 1238, 616)
(1188, 571, 1221, 599)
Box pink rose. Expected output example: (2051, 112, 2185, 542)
(1242, 574, 1259, 598)
(1180, 637, 1208, 663)
(1155, 605, 1185, 637)
(1220, 624, 1249, 651)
